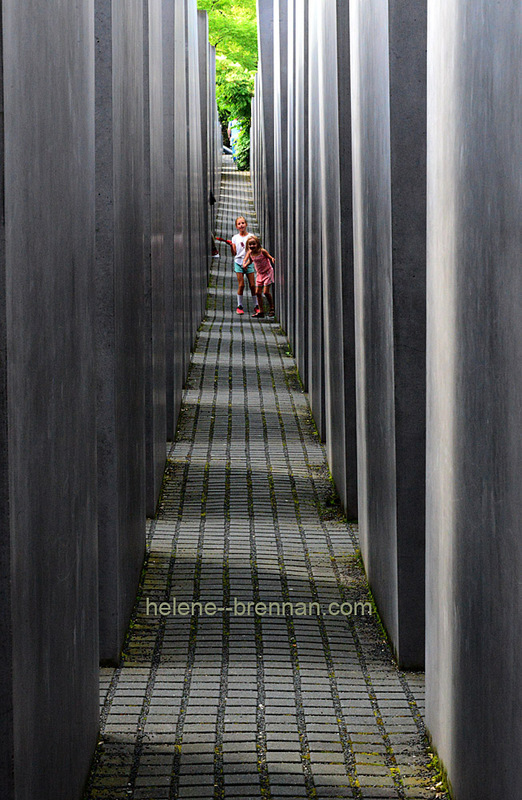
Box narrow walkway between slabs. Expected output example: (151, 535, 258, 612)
(85, 157, 446, 800)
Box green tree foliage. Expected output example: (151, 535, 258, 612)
(216, 68, 254, 122)
(234, 127, 251, 171)
(197, 0, 257, 71)
(197, 0, 257, 169)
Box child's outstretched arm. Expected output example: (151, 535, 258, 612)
(243, 252, 253, 268)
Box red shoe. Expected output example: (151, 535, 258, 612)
(252, 307, 264, 318)
(236, 306, 244, 315)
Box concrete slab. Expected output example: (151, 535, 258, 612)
(350, 0, 426, 667)
(256, 0, 276, 252)
(426, 1, 522, 796)
(273, 0, 289, 330)
(2, 0, 99, 794)
(187, 0, 207, 335)
(293, 0, 309, 389)
(95, 0, 147, 663)
(144, 0, 167, 517)
(307, 0, 326, 440)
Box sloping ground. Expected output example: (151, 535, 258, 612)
(85, 158, 447, 800)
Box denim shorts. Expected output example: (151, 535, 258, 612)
(234, 262, 255, 274)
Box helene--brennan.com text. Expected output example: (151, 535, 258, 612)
(145, 597, 373, 618)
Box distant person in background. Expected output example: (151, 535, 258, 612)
(230, 216, 259, 316)
(227, 118, 242, 162)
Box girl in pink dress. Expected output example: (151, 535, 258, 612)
(242, 236, 275, 318)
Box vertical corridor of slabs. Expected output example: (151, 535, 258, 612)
(85, 157, 446, 800)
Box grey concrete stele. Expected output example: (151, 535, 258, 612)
(0, 0, 99, 796)
(253, 0, 358, 519)
(144, 0, 167, 519)
(252, 0, 426, 667)
(0, 0, 219, 797)
(95, 0, 147, 665)
(292, 0, 309, 390)
(350, 0, 427, 668)
(426, 2, 522, 798)
(254, 0, 276, 254)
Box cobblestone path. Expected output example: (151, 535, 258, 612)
(85, 159, 447, 800)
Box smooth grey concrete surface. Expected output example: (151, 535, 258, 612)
(336, 0, 358, 520)
(171, 0, 191, 428)
(2, 0, 99, 795)
(164, 0, 215, 441)
(162, 0, 178, 440)
(253, 0, 422, 650)
(165, 0, 190, 436)
(209, 45, 222, 226)
(306, 0, 326, 441)
(350, 0, 426, 667)
(198, 11, 211, 279)
(256, 0, 275, 252)
(208, 44, 217, 228)
(251, 75, 263, 239)
(426, 2, 522, 797)
(95, 0, 147, 663)
(253, 0, 357, 515)
(293, 0, 309, 389)
(388, 0, 427, 668)
(286, 0, 296, 347)
(144, 0, 167, 517)
(0, 1, 217, 795)
(273, 0, 288, 329)
(187, 0, 207, 336)
(351, 0, 398, 656)
(316, 0, 357, 518)
(0, 41, 14, 797)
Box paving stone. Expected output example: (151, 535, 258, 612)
(312, 763, 350, 776)
(269, 764, 310, 780)
(177, 762, 215, 775)
(223, 782, 263, 796)
(268, 788, 308, 799)
(178, 773, 216, 787)
(312, 775, 351, 787)
(266, 751, 302, 764)
(222, 741, 258, 753)
(135, 775, 172, 787)
(177, 744, 215, 757)
(310, 753, 345, 764)
(223, 767, 260, 780)
(266, 740, 301, 751)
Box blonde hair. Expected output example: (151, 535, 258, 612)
(246, 235, 261, 250)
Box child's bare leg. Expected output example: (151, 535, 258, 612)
(247, 272, 259, 306)
(256, 286, 264, 312)
(235, 273, 246, 313)
(263, 286, 274, 312)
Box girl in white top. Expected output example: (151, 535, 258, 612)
(230, 216, 259, 316)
